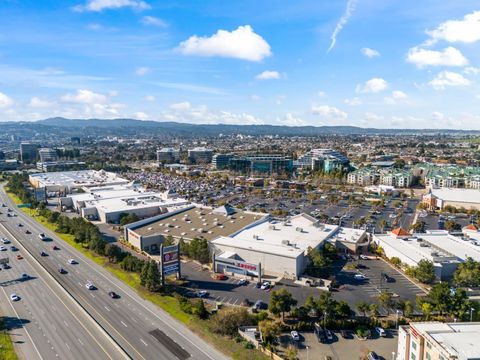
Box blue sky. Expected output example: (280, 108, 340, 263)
(0, 0, 480, 128)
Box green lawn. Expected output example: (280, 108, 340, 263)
(0, 319, 18, 360)
(6, 191, 267, 360)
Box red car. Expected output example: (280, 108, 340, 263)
(215, 274, 227, 280)
(16, 254, 23, 260)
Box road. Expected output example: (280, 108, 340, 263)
(0, 226, 125, 360)
(0, 186, 228, 360)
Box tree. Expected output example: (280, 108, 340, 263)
(379, 219, 387, 233)
(191, 299, 208, 319)
(356, 301, 370, 318)
(105, 243, 123, 263)
(163, 235, 175, 247)
(421, 302, 433, 320)
(284, 345, 298, 360)
(269, 288, 297, 321)
(414, 259, 436, 284)
(378, 290, 393, 315)
(209, 308, 254, 337)
(445, 220, 461, 232)
(428, 283, 451, 316)
(259, 320, 280, 348)
(369, 304, 379, 320)
(119, 213, 139, 226)
(336, 301, 352, 319)
(453, 258, 480, 287)
(410, 221, 425, 233)
(140, 260, 162, 292)
(390, 257, 402, 268)
(404, 300, 414, 318)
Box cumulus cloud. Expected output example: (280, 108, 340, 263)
(133, 111, 149, 120)
(464, 67, 480, 75)
(0, 92, 14, 108)
(317, 91, 326, 97)
(384, 90, 408, 104)
(74, 0, 150, 12)
(140, 16, 167, 27)
(29, 97, 52, 108)
(426, 11, 480, 44)
(145, 95, 156, 102)
(327, 0, 358, 52)
(169, 101, 192, 111)
(311, 104, 348, 119)
(407, 46, 468, 67)
(178, 25, 271, 62)
(280, 113, 307, 126)
(432, 111, 445, 121)
(255, 70, 281, 80)
(61, 89, 107, 104)
(361, 47, 380, 58)
(356, 78, 388, 93)
(344, 97, 362, 106)
(428, 71, 471, 90)
(135, 67, 150, 76)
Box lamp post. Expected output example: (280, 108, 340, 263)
(396, 310, 400, 329)
(391, 351, 396, 360)
(306, 345, 309, 360)
(470, 307, 475, 322)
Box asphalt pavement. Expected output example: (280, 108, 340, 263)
(0, 186, 228, 360)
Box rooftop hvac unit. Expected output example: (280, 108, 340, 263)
(295, 227, 303, 233)
(281, 240, 290, 246)
(431, 251, 439, 256)
(269, 225, 276, 230)
(253, 235, 258, 240)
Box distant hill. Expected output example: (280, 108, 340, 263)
(33, 117, 479, 137)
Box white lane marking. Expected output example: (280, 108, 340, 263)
(104, 306, 110, 312)
(63, 321, 69, 327)
(140, 339, 148, 346)
(120, 321, 128, 328)
(78, 339, 84, 346)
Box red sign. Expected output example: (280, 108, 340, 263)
(163, 251, 178, 264)
(238, 262, 257, 271)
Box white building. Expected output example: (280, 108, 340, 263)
(372, 229, 480, 280)
(38, 148, 58, 162)
(397, 322, 480, 360)
(422, 188, 480, 211)
(211, 214, 344, 279)
(157, 148, 180, 164)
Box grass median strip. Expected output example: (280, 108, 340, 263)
(6, 191, 267, 360)
(0, 318, 19, 360)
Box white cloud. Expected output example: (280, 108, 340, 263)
(177, 25, 271, 62)
(361, 47, 380, 58)
(61, 89, 107, 104)
(426, 11, 480, 44)
(432, 111, 445, 121)
(29, 97, 52, 108)
(392, 90, 408, 99)
(135, 67, 150, 76)
(145, 95, 155, 102)
(311, 104, 348, 119)
(464, 67, 480, 75)
(406, 46, 468, 67)
(169, 101, 192, 111)
(133, 111, 149, 120)
(356, 78, 388, 93)
(428, 71, 471, 90)
(74, 0, 150, 12)
(327, 0, 358, 52)
(317, 91, 326, 97)
(364, 112, 383, 122)
(255, 70, 281, 80)
(140, 16, 167, 28)
(280, 113, 306, 126)
(0, 92, 13, 108)
(344, 97, 362, 106)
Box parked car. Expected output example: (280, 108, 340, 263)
(340, 330, 352, 339)
(375, 327, 387, 337)
(354, 274, 367, 280)
(16, 254, 23, 260)
(325, 329, 334, 341)
(0, 246, 6, 251)
(253, 300, 264, 311)
(238, 279, 248, 286)
(383, 273, 394, 283)
(290, 331, 300, 341)
(367, 351, 380, 360)
(215, 274, 227, 280)
(197, 290, 209, 298)
(260, 281, 270, 290)
(359, 254, 369, 260)
(10, 246, 18, 252)
(10, 293, 20, 302)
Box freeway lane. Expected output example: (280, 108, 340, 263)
(0, 227, 124, 360)
(0, 187, 228, 360)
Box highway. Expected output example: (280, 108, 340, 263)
(0, 226, 126, 360)
(0, 186, 228, 360)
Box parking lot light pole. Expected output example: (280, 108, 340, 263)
(306, 345, 309, 360)
(392, 351, 396, 360)
(470, 308, 475, 322)
(396, 310, 400, 329)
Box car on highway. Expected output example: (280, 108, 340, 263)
(68, 259, 78, 264)
(58, 268, 67, 274)
(40, 251, 48, 257)
(18, 223, 23, 227)
(16, 254, 23, 260)
(197, 290, 209, 298)
(238, 279, 248, 286)
(10, 246, 18, 252)
(354, 274, 367, 280)
(108, 291, 120, 299)
(260, 281, 270, 290)
(290, 331, 300, 341)
(25, 230, 31, 234)
(85, 282, 95, 290)
(52, 245, 60, 250)
(0, 246, 6, 251)
(10, 293, 20, 302)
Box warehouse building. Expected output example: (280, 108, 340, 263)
(124, 205, 267, 253)
(210, 214, 340, 279)
(422, 187, 480, 211)
(397, 322, 480, 360)
(372, 229, 480, 280)
(29, 169, 129, 194)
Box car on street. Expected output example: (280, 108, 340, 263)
(85, 282, 95, 290)
(10, 293, 20, 302)
(290, 331, 300, 341)
(374, 327, 386, 337)
(354, 273, 367, 280)
(367, 351, 380, 360)
(16, 254, 23, 260)
(197, 290, 209, 298)
(238, 279, 248, 286)
(18, 223, 23, 227)
(340, 330, 352, 339)
(52, 245, 60, 250)
(0, 246, 6, 251)
(25, 230, 31, 234)
(108, 291, 119, 299)
(2, 263, 10, 269)
(68, 259, 77, 264)
(40, 251, 48, 256)
(260, 281, 270, 290)
(58, 268, 67, 274)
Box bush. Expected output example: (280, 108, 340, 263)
(209, 308, 255, 337)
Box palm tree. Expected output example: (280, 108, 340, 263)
(356, 301, 370, 318)
(370, 304, 380, 320)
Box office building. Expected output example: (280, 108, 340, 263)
(397, 322, 480, 360)
(296, 148, 349, 172)
(188, 147, 213, 164)
(157, 148, 181, 164)
(38, 148, 58, 163)
(20, 142, 39, 163)
(212, 154, 233, 170)
(226, 154, 293, 176)
(36, 160, 87, 172)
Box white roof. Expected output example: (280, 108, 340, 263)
(212, 214, 338, 258)
(30, 170, 128, 188)
(87, 195, 189, 214)
(331, 227, 366, 244)
(431, 188, 480, 204)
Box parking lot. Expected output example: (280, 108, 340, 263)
(280, 330, 398, 360)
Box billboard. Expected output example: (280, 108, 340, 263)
(160, 244, 180, 282)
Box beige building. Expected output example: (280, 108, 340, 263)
(397, 322, 480, 360)
(422, 188, 480, 211)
